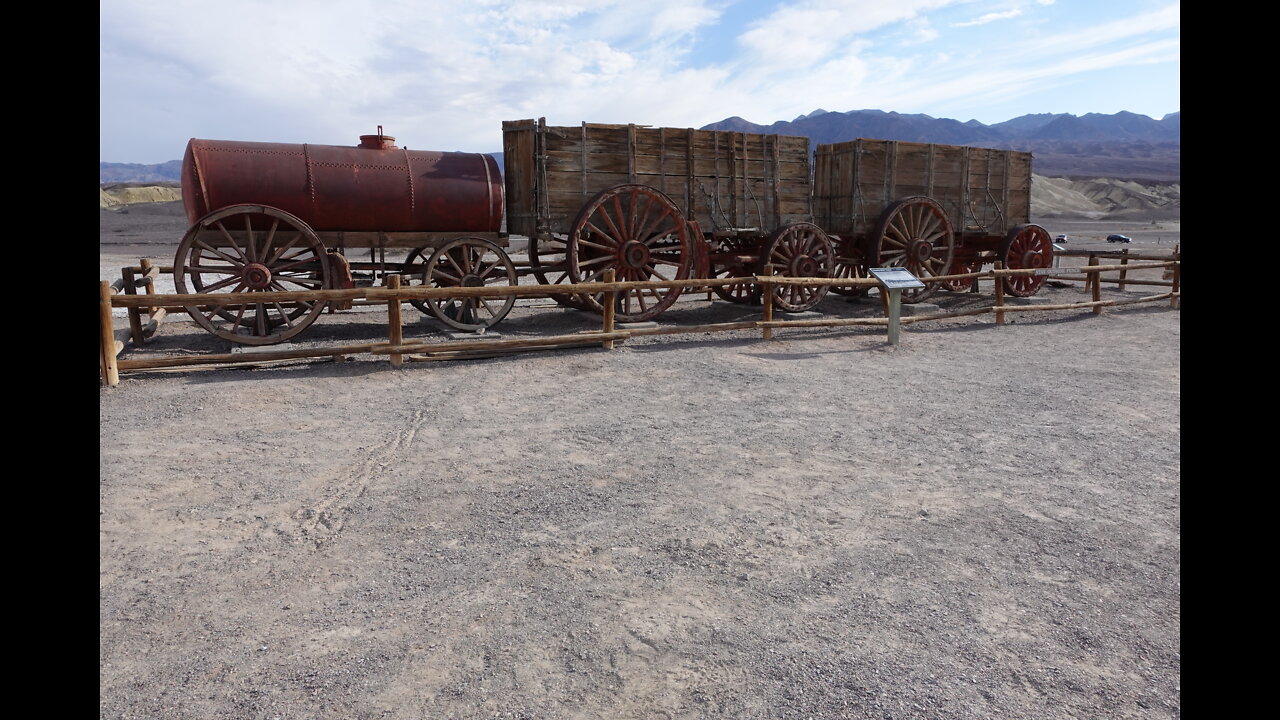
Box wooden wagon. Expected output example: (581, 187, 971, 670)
(813, 138, 1051, 302)
(502, 118, 834, 322)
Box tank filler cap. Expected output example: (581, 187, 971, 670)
(359, 125, 398, 149)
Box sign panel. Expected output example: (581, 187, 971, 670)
(868, 267, 925, 290)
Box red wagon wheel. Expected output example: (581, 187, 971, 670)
(870, 196, 954, 303)
(942, 259, 984, 292)
(568, 184, 693, 322)
(413, 237, 518, 332)
(709, 264, 761, 304)
(173, 204, 331, 345)
(401, 245, 436, 316)
(760, 222, 834, 313)
(1001, 224, 1054, 297)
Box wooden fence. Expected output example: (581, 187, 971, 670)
(100, 249, 1180, 386)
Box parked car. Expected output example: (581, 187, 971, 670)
(1107, 234, 1131, 243)
(1055, 234, 1069, 243)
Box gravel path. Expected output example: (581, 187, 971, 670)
(100, 283, 1180, 718)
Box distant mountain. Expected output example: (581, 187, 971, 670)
(100, 160, 182, 183)
(703, 109, 1178, 145)
(700, 109, 1180, 181)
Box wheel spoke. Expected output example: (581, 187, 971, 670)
(608, 194, 629, 243)
(197, 274, 245, 293)
(580, 236, 618, 251)
(244, 215, 258, 263)
(636, 206, 672, 245)
(272, 301, 294, 328)
(276, 276, 323, 289)
(195, 239, 244, 267)
(583, 222, 621, 247)
(265, 232, 303, 265)
(214, 221, 248, 263)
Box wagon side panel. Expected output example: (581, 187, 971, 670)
(526, 122, 811, 233)
(502, 119, 539, 237)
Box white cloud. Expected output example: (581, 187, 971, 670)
(954, 8, 1023, 27)
(100, 0, 1179, 162)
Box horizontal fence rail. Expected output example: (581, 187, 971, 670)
(100, 250, 1180, 386)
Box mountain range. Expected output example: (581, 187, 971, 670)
(101, 110, 1179, 183)
(702, 109, 1179, 182)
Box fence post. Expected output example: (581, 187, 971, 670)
(139, 258, 158, 317)
(993, 262, 1005, 325)
(122, 266, 144, 346)
(602, 269, 616, 349)
(100, 281, 120, 387)
(387, 274, 403, 367)
(1089, 255, 1103, 314)
(761, 264, 774, 340)
(1170, 246, 1180, 309)
(886, 288, 902, 345)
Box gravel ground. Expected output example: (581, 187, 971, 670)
(100, 205, 1180, 719)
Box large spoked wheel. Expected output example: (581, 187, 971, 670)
(420, 238, 517, 332)
(173, 204, 330, 345)
(761, 222, 834, 313)
(1001, 224, 1054, 297)
(871, 196, 955, 303)
(568, 184, 693, 322)
(528, 233, 593, 310)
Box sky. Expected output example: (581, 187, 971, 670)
(100, 0, 1179, 164)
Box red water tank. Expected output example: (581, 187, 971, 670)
(181, 130, 503, 232)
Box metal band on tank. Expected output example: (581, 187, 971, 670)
(482, 154, 494, 228)
(404, 148, 415, 217)
(192, 144, 211, 221)
(303, 143, 317, 223)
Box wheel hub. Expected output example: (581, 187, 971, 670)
(790, 254, 818, 277)
(461, 274, 484, 288)
(910, 239, 933, 263)
(242, 263, 272, 290)
(1022, 251, 1046, 269)
(621, 241, 650, 270)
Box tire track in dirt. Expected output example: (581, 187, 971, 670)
(292, 408, 427, 545)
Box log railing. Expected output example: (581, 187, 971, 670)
(100, 251, 1180, 386)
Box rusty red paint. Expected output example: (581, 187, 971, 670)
(182, 133, 503, 233)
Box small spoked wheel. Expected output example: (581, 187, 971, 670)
(173, 204, 330, 345)
(528, 233, 593, 310)
(568, 184, 693, 322)
(942, 259, 984, 292)
(831, 240, 872, 297)
(1001, 224, 1053, 297)
(761, 222, 834, 313)
(416, 238, 517, 332)
(871, 196, 955, 303)
(710, 264, 760, 304)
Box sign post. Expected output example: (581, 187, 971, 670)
(868, 268, 925, 346)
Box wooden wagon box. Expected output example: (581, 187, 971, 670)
(503, 118, 813, 236)
(813, 138, 1032, 240)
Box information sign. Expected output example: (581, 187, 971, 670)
(868, 267, 925, 290)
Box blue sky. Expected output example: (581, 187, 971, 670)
(100, 0, 1179, 164)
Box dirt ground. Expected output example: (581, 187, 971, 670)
(100, 206, 1180, 719)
